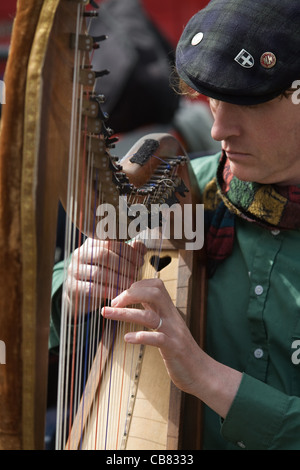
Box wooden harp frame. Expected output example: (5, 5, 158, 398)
(0, 0, 206, 450)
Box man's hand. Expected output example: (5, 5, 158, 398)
(64, 238, 146, 313)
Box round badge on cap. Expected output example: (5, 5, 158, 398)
(260, 52, 277, 69)
(191, 32, 204, 46)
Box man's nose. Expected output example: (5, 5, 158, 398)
(210, 101, 241, 142)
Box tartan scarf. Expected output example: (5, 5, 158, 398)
(203, 152, 300, 277)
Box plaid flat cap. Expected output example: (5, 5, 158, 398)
(176, 0, 300, 105)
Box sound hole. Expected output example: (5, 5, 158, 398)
(149, 255, 172, 272)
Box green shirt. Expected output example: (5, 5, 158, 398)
(50, 153, 300, 450)
(191, 153, 300, 450)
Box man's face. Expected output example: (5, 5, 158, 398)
(209, 95, 300, 185)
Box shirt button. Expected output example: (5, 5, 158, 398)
(237, 441, 246, 449)
(255, 285, 264, 295)
(254, 348, 264, 359)
(271, 229, 280, 236)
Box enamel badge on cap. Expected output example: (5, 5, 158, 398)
(260, 52, 277, 69)
(234, 49, 254, 68)
(191, 32, 204, 46)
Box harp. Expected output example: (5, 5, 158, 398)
(0, 0, 206, 450)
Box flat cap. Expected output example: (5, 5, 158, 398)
(176, 0, 300, 105)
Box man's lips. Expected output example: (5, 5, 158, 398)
(224, 149, 250, 159)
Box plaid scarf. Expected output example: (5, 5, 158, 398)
(203, 152, 300, 277)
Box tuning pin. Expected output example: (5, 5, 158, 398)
(95, 93, 105, 103)
(92, 35, 108, 49)
(89, 0, 99, 8)
(83, 10, 98, 17)
(94, 69, 110, 78)
(103, 125, 114, 137)
(105, 136, 119, 148)
(93, 35, 108, 43)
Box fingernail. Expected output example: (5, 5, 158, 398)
(124, 333, 135, 343)
(101, 306, 112, 317)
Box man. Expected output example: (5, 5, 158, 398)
(51, 0, 300, 449)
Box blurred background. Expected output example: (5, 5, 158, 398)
(0, 0, 209, 80)
(0, 1, 14, 80)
